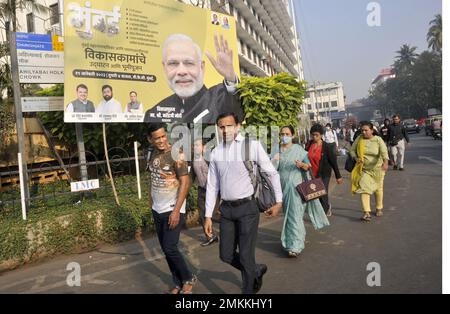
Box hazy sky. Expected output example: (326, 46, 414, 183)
(293, 0, 442, 103)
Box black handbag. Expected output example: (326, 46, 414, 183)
(344, 152, 356, 173)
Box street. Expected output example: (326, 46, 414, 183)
(0, 133, 442, 294)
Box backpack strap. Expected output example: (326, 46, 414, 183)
(242, 136, 257, 192)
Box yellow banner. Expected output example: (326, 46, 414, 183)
(64, 0, 242, 123)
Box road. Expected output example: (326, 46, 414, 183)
(0, 133, 442, 294)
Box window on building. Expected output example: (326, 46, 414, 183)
(307, 104, 312, 110)
(50, 3, 59, 25)
(240, 41, 245, 54)
(228, 3, 234, 15)
(331, 101, 338, 107)
(26, 13, 34, 33)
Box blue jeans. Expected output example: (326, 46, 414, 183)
(152, 210, 193, 287)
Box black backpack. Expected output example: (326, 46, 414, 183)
(241, 137, 277, 212)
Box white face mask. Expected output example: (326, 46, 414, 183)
(281, 136, 293, 145)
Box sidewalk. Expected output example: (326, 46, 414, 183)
(0, 137, 441, 294)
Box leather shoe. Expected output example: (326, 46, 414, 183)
(253, 264, 267, 293)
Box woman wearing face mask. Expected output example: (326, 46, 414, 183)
(273, 126, 330, 257)
(350, 121, 389, 222)
(306, 124, 344, 217)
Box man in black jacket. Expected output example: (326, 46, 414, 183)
(144, 33, 244, 124)
(387, 115, 410, 171)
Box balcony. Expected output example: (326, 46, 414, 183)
(239, 54, 270, 77)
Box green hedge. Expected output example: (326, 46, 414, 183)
(0, 176, 201, 267)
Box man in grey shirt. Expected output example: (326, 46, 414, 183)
(192, 138, 218, 246)
(204, 112, 283, 294)
(66, 84, 95, 113)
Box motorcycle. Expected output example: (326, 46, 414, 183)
(433, 129, 442, 140)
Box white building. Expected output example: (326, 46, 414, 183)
(203, 0, 305, 80)
(0, 0, 62, 40)
(303, 82, 346, 123)
(371, 68, 396, 90)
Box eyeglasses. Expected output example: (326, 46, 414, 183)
(165, 60, 199, 70)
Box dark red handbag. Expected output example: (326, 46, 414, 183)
(296, 170, 327, 202)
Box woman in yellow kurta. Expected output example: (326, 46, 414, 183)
(350, 121, 389, 222)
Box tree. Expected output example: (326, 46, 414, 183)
(368, 82, 390, 118)
(393, 44, 419, 76)
(411, 51, 442, 113)
(237, 73, 307, 130)
(427, 14, 442, 53)
(0, 0, 49, 32)
(1, 1, 50, 92)
(368, 49, 442, 119)
(0, 42, 12, 98)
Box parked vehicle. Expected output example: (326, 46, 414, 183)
(403, 119, 420, 133)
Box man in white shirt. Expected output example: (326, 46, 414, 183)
(323, 123, 339, 149)
(204, 112, 283, 294)
(96, 85, 122, 115)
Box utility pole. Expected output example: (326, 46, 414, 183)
(312, 82, 319, 122)
(59, 0, 87, 181)
(268, 54, 273, 76)
(9, 32, 31, 209)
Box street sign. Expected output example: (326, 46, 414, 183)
(70, 179, 100, 192)
(16, 32, 64, 83)
(16, 33, 53, 51)
(21, 97, 64, 112)
(330, 111, 347, 120)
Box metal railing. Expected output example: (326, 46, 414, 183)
(0, 146, 149, 213)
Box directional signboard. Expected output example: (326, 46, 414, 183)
(21, 97, 64, 112)
(16, 32, 64, 83)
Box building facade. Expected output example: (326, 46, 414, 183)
(204, 0, 305, 80)
(303, 82, 346, 123)
(0, 0, 62, 41)
(371, 68, 396, 90)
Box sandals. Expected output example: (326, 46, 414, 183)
(361, 213, 372, 222)
(165, 286, 181, 294)
(288, 251, 300, 258)
(376, 209, 384, 217)
(180, 275, 197, 294)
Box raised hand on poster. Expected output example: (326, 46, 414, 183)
(205, 34, 237, 83)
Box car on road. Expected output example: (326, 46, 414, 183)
(403, 119, 420, 133)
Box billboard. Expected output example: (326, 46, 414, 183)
(63, 0, 242, 123)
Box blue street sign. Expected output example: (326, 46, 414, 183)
(16, 32, 52, 43)
(16, 32, 53, 51)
